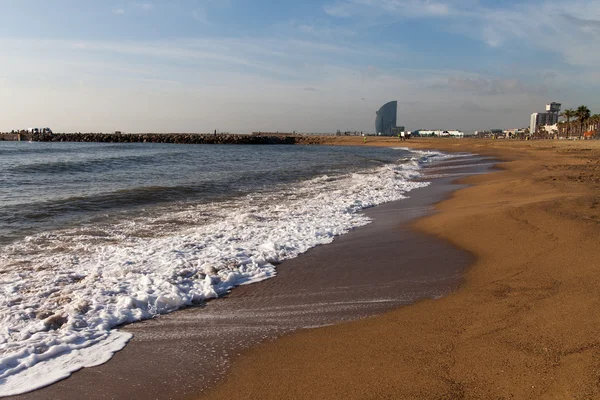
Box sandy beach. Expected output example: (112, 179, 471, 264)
(203, 138, 600, 399)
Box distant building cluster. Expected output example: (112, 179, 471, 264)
(4, 127, 53, 134)
(375, 101, 473, 138)
(474, 129, 527, 139)
(412, 130, 470, 138)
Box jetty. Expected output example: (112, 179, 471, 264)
(27, 132, 329, 145)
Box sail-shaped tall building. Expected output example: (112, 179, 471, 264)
(375, 101, 398, 136)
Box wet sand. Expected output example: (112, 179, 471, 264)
(9, 147, 491, 399)
(204, 138, 600, 399)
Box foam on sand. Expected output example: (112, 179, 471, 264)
(0, 331, 131, 397)
(0, 149, 453, 396)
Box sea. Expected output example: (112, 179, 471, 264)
(0, 141, 452, 396)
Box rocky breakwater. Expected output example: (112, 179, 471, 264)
(30, 132, 307, 145)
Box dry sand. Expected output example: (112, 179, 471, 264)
(203, 138, 600, 399)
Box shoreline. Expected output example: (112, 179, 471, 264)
(7, 146, 488, 399)
(202, 138, 600, 399)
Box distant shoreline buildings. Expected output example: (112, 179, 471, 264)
(375, 101, 475, 138)
(412, 130, 469, 138)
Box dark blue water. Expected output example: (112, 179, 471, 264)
(0, 142, 409, 245)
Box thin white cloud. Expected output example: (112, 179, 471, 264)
(133, 2, 154, 11)
(192, 9, 210, 24)
(290, 20, 357, 38)
(325, 0, 455, 18)
(191, 0, 232, 25)
(323, 3, 352, 17)
(113, 2, 154, 16)
(445, 76, 548, 96)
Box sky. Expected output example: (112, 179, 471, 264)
(1, 0, 599, 133)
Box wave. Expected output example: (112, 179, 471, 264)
(6, 152, 182, 175)
(0, 143, 129, 157)
(1, 160, 381, 246)
(0, 169, 334, 240)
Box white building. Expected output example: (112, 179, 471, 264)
(530, 112, 559, 134)
(530, 102, 561, 134)
(542, 124, 559, 134)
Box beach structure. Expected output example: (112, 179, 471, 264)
(530, 102, 561, 134)
(375, 101, 405, 136)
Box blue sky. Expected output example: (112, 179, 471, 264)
(1, 0, 599, 133)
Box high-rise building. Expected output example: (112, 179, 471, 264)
(530, 102, 561, 134)
(375, 101, 398, 136)
(530, 113, 538, 134)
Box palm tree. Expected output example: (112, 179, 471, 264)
(557, 121, 566, 137)
(561, 108, 576, 138)
(590, 114, 600, 134)
(576, 105, 591, 137)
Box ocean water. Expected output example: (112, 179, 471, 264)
(0, 142, 446, 396)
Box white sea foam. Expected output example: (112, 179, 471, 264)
(0, 149, 448, 396)
(0, 331, 130, 397)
